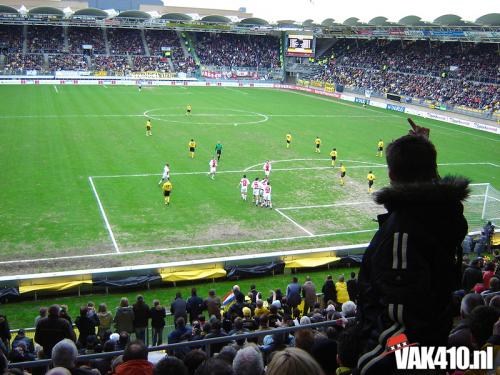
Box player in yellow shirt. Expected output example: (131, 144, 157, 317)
(146, 119, 152, 136)
(376, 139, 384, 157)
(340, 163, 346, 185)
(186, 104, 192, 116)
(367, 171, 376, 193)
(162, 180, 173, 205)
(188, 139, 196, 158)
(314, 137, 321, 153)
(329, 148, 337, 167)
(286, 133, 292, 149)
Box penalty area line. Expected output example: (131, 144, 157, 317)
(275, 208, 314, 236)
(88, 176, 120, 253)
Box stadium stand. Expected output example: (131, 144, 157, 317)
(0, 25, 22, 54)
(67, 27, 106, 55)
(3, 253, 500, 374)
(27, 26, 64, 54)
(107, 28, 145, 56)
(309, 40, 500, 111)
(194, 33, 280, 68)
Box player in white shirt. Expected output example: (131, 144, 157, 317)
(239, 174, 250, 201)
(258, 178, 267, 206)
(263, 160, 272, 177)
(209, 158, 217, 179)
(263, 182, 272, 208)
(158, 163, 170, 185)
(252, 178, 260, 205)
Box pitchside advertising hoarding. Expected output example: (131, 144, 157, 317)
(286, 34, 315, 57)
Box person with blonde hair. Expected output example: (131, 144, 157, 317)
(266, 347, 325, 375)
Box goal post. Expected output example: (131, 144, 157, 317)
(466, 183, 500, 231)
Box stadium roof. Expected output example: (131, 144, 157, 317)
(398, 15, 428, 26)
(28, 6, 64, 16)
(201, 15, 231, 23)
(433, 14, 471, 26)
(160, 12, 192, 21)
(475, 13, 500, 26)
(368, 16, 394, 26)
(72, 8, 107, 18)
(343, 17, 363, 26)
(321, 18, 337, 27)
(239, 17, 269, 25)
(0, 4, 18, 14)
(116, 10, 151, 19)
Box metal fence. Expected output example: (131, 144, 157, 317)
(8, 319, 347, 370)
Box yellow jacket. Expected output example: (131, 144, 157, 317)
(336, 281, 349, 304)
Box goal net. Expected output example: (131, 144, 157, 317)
(465, 183, 500, 232)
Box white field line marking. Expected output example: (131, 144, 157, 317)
(0, 113, 399, 120)
(280, 201, 375, 210)
(91, 164, 387, 179)
(88, 176, 120, 253)
(53, 85, 58, 93)
(0, 228, 378, 265)
(274, 208, 315, 236)
(91, 161, 497, 179)
(103, 85, 108, 89)
(283, 89, 500, 143)
(224, 87, 248, 95)
(244, 158, 385, 171)
(282, 89, 383, 114)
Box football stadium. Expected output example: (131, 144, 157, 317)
(0, 0, 499, 373)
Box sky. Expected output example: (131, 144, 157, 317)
(162, 0, 499, 24)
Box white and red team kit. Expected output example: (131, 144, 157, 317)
(263, 162, 272, 177)
(252, 180, 260, 199)
(240, 177, 249, 192)
(209, 159, 217, 172)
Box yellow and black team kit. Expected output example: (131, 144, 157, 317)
(376, 140, 384, 157)
(162, 181, 173, 205)
(367, 172, 376, 192)
(286, 133, 292, 148)
(340, 165, 346, 185)
(186, 105, 192, 115)
(188, 140, 196, 158)
(330, 149, 337, 166)
(315, 138, 321, 153)
(146, 120, 152, 136)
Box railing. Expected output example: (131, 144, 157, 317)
(8, 319, 349, 369)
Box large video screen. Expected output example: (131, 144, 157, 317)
(286, 34, 315, 57)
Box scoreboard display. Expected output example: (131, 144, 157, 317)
(286, 34, 315, 57)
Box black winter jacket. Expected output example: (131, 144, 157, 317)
(356, 176, 469, 374)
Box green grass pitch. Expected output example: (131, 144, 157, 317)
(0, 84, 499, 275)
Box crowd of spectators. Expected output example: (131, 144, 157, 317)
(92, 56, 130, 75)
(0, 274, 361, 374)
(67, 28, 106, 55)
(0, 26, 22, 54)
(48, 54, 88, 71)
(27, 26, 64, 54)
(310, 40, 500, 111)
(144, 30, 197, 73)
(195, 33, 280, 68)
(0, 253, 499, 375)
(131, 56, 171, 73)
(145, 30, 181, 56)
(107, 29, 145, 56)
(3, 54, 43, 74)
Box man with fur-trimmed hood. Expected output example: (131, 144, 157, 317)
(356, 131, 469, 375)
